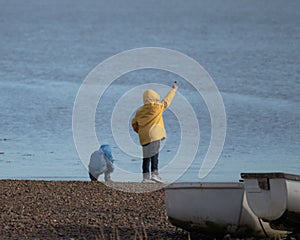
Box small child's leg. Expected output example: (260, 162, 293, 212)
(89, 172, 98, 181)
(150, 153, 159, 173)
(150, 149, 164, 183)
(142, 158, 151, 182)
(104, 172, 112, 182)
(142, 158, 150, 175)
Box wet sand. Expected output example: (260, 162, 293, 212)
(0, 180, 188, 240)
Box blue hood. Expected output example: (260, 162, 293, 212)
(100, 144, 113, 162)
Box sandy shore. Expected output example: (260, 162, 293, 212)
(0, 180, 188, 240)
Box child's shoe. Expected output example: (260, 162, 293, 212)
(151, 173, 164, 183)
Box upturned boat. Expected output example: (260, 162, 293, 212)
(164, 173, 300, 239)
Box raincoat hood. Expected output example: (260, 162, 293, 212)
(143, 89, 160, 104)
(100, 144, 113, 162)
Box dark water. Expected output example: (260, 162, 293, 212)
(0, 0, 299, 181)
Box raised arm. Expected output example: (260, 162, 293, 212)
(161, 82, 178, 109)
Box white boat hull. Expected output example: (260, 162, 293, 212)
(165, 181, 288, 238)
(242, 172, 300, 231)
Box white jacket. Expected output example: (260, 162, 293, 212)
(88, 150, 107, 176)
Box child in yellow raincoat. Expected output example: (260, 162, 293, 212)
(132, 82, 178, 182)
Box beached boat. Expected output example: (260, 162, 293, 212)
(165, 182, 288, 239)
(241, 172, 300, 232)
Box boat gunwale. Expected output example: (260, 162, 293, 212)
(165, 182, 244, 190)
(241, 172, 300, 181)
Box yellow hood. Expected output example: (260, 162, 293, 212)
(143, 89, 160, 104)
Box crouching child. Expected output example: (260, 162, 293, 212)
(88, 144, 114, 182)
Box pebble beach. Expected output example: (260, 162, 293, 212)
(2, 180, 300, 240)
(0, 180, 188, 240)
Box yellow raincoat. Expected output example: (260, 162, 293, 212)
(132, 88, 176, 146)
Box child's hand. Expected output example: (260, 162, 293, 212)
(172, 81, 178, 90)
